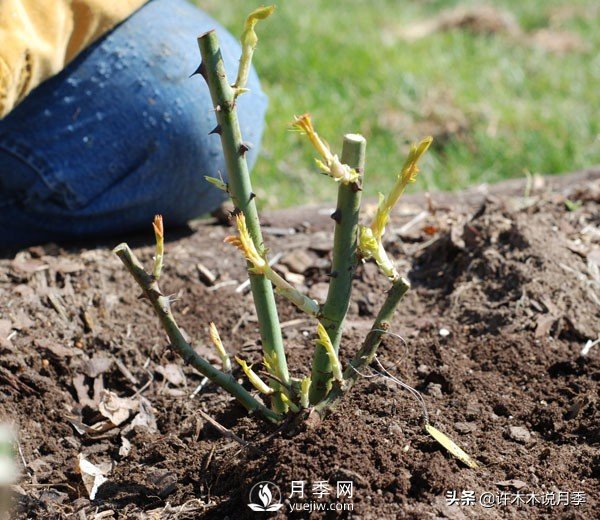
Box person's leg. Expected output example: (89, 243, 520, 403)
(0, 0, 267, 247)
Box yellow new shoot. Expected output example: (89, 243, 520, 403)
(224, 213, 266, 270)
(204, 176, 228, 192)
(152, 215, 164, 280)
(152, 214, 164, 240)
(279, 392, 300, 413)
(209, 322, 231, 372)
(358, 224, 397, 280)
(235, 356, 273, 395)
(371, 136, 432, 240)
(263, 351, 278, 376)
(358, 137, 432, 280)
(291, 114, 360, 184)
(316, 323, 343, 382)
(299, 376, 311, 408)
(233, 5, 275, 97)
(225, 214, 320, 316)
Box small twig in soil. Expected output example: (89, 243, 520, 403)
(425, 192, 436, 214)
(207, 280, 239, 292)
(21, 482, 78, 493)
(0, 367, 36, 395)
(202, 446, 216, 472)
(115, 358, 139, 386)
(132, 366, 154, 398)
(280, 318, 312, 329)
(152, 498, 209, 519)
(16, 437, 31, 478)
(581, 337, 599, 356)
(196, 262, 217, 286)
(258, 370, 293, 392)
(198, 409, 263, 455)
(410, 235, 440, 254)
(397, 210, 429, 235)
(232, 312, 250, 335)
(47, 292, 68, 321)
(262, 226, 296, 236)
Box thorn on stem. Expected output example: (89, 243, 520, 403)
(209, 124, 222, 136)
(190, 61, 207, 80)
(326, 271, 338, 278)
(330, 209, 342, 223)
(249, 192, 256, 202)
(230, 207, 243, 219)
(238, 142, 252, 156)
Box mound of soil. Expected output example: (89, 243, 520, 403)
(1, 169, 598, 519)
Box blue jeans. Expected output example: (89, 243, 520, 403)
(0, 0, 267, 247)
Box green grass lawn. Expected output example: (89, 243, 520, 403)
(201, 0, 600, 207)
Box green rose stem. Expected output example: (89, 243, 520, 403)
(314, 276, 410, 416)
(197, 30, 290, 413)
(309, 134, 366, 404)
(114, 243, 282, 423)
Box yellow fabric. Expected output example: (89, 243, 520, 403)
(0, 0, 146, 118)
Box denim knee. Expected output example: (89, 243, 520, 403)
(0, 148, 39, 203)
(0, 0, 267, 245)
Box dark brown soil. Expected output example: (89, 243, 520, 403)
(1, 169, 598, 519)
